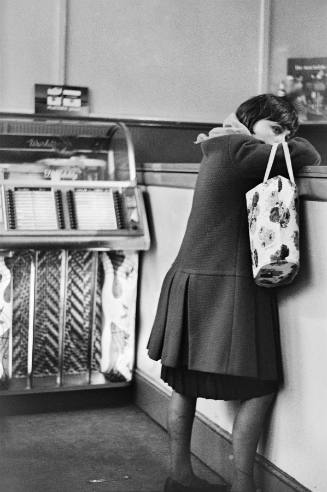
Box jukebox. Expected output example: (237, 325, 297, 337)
(0, 114, 150, 392)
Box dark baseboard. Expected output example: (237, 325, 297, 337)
(0, 385, 133, 416)
(134, 369, 311, 492)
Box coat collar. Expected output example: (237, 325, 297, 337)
(195, 113, 251, 144)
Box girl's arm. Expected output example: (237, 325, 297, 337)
(230, 135, 321, 179)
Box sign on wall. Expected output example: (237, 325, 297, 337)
(287, 58, 327, 122)
(35, 84, 89, 116)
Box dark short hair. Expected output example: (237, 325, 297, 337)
(235, 94, 299, 138)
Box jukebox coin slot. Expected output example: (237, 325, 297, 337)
(122, 188, 141, 231)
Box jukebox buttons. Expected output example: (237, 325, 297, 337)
(5, 190, 16, 230)
(113, 191, 124, 229)
(54, 190, 65, 229)
(67, 190, 77, 229)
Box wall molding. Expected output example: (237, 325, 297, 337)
(257, 0, 271, 93)
(54, 0, 68, 85)
(0, 112, 325, 169)
(134, 369, 312, 492)
(2, 110, 327, 130)
(0, 111, 217, 130)
(137, 164, 327, 202)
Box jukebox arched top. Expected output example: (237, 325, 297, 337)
(0, 114, 149, 251)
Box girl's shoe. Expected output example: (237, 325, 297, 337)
(164, 476, 229, 492)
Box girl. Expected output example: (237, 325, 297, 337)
(147, 94, 321, 492)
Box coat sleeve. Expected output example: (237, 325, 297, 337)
(229, 135, 321, 179)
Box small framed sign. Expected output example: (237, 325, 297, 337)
(286, 58, 327, 122)
(35, 84, 89, 116)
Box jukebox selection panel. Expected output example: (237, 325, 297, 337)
(0, 184, 143, 235)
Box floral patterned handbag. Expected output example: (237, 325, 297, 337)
(246, 141, 299, 287)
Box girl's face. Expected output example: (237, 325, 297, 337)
(252, 119, 290, 145)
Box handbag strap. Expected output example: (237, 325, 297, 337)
(263, 143, 278, 183)
(263, 141, 295, 184)
(282, 141, 295, 184)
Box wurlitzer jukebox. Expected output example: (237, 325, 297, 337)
(0, 114, 150, 392)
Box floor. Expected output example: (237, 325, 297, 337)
(0, 402, 226, 492)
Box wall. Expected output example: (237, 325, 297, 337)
(0, 0, 65, 109)
(1, 0, 264, 122)
(270, 200, 327, 488)
(1, 1, 326, 122)
(268, 0, 327, 93)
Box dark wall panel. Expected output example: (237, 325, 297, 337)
(128, 123, 214, 164)
(127, 121, 327, 166)
(297, 125, 327, 166)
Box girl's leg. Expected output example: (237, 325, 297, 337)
(167, 390, 229, 491)
(231, 392, 276, 492)
(167, 389, 196, 484)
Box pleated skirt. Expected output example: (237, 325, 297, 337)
(161, 366, 279, 400)
(147, 267, 283, 399)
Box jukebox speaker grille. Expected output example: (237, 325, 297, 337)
(64, 251, 93, 374)
(12, 251, 33, 377)
(33, 251, 61, 376)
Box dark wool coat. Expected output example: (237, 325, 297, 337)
(147, 134, 321, 381)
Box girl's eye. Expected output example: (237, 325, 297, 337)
(272, 126, 283, 134)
